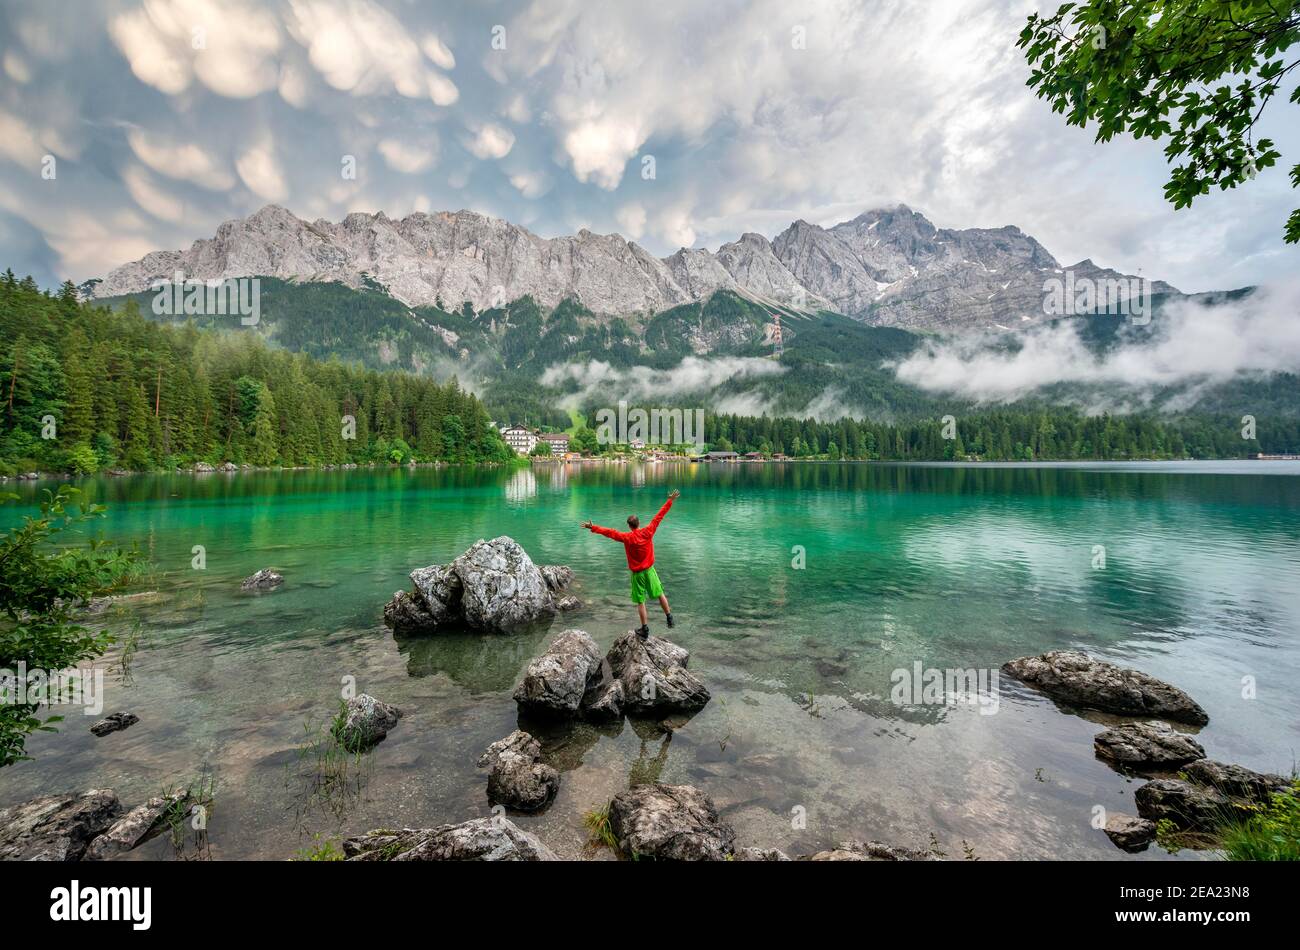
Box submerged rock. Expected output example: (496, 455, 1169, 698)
(1104, 813, 1157, 852)
(332, 694, 402, 751)
(477, 730, 559, 812)
(240, 568, 283, 592)
(84, 792, 188, 861)
(605, 632, 710, 715)
(513, 629, 603, 716)
(607, 783, 735, 861)
(0, 789, 122, 861)
(90, 712, 139, 737)
(384, 537, 578, 634)
(1093, 721, 1206, 769)
(803, 841, 942, 861)
(343, 817, 558, 861)
(1001, 650, 1209, 725)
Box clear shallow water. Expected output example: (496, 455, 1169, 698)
(2, 461, 1298, 860)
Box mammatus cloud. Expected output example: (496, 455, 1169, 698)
(0, 0, 1295, 293)
(892, 282, 1300, 404)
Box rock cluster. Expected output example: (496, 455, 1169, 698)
(384, 537, 579, 635)
(1135, 761, 1291, 833)
(513, 629, 710, 721)
(0, 787, 190, 861)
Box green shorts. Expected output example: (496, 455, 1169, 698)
(629, 566, 664, 604)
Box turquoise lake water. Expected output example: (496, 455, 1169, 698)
(2, 460, 1298, 859)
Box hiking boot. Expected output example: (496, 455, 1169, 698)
(665, 612, 675, 629)
(636, 624, 650, 640)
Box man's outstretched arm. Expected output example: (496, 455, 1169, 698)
(582, 520, 627, 541)
(647, 489, 680, 535)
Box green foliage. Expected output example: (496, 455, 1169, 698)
(0, 485, 137, 766)
(1019, 1, 1300, 242)
(678, 405, 1299, 460)
(583, 804, 618, 850)
(1221, 780, 1300, 860)
(0, 272, 512, 472)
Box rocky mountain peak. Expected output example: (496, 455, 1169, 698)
(93, 203, 1177, 332)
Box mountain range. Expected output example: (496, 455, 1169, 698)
(90, 203, 1180, 332)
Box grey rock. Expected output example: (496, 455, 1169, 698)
(90, 712, 139, 737)
(1180, 759, 1290, 802)
(454, 537, 556, 631)
(607, 784, 736, 861)
(0, 789, 122, 861)
(84, 792, 187, 861)
(581, 676, 625, 721)
(513, 629, 603, 716)
(382, 589, 438, 634)
(332, 693, 402, 751)
(803, 840, 942, 861)
(218, 461, 238, 472)
(193, 461, 215, 473)
(240, 568, 283, 591)
(384, 537, 567, 635)
(408, 563, 461, 623)
(343, 817, 558, 861)
(1134, 778, 1232, 831)
(1094, 721, 1206, 768)
(1104, 813, 1157, 852)
(539, 564, 575, 592)
(605, 632, 710, 715)
(1002, 650, 1208, 725)
(476, 730, 559, 812)
(734, 846, 791, 861)
(554, 595, 582, 611)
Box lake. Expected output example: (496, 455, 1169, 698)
(3, 460, 1298, 860)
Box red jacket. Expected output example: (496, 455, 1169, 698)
(588, 497, 675, 572)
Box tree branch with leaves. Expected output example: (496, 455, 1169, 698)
(1019, 0, 1300, 242)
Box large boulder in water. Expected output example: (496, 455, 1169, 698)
(343, 817, 558, 861)
(0, 789, 122, 861)
(1001, 650, 1208, 725)
(607, 784, 735, 861)
(513, 629, 603, 716)
(1094, 721, 1206, 770)
(477, 730, 559, 812)
(383, 537, 579, 635)
(605, 632, 710, 715)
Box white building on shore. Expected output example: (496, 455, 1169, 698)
(500, 424, 537, 455)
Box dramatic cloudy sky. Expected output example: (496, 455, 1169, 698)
(1, 0, 1296, 293)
